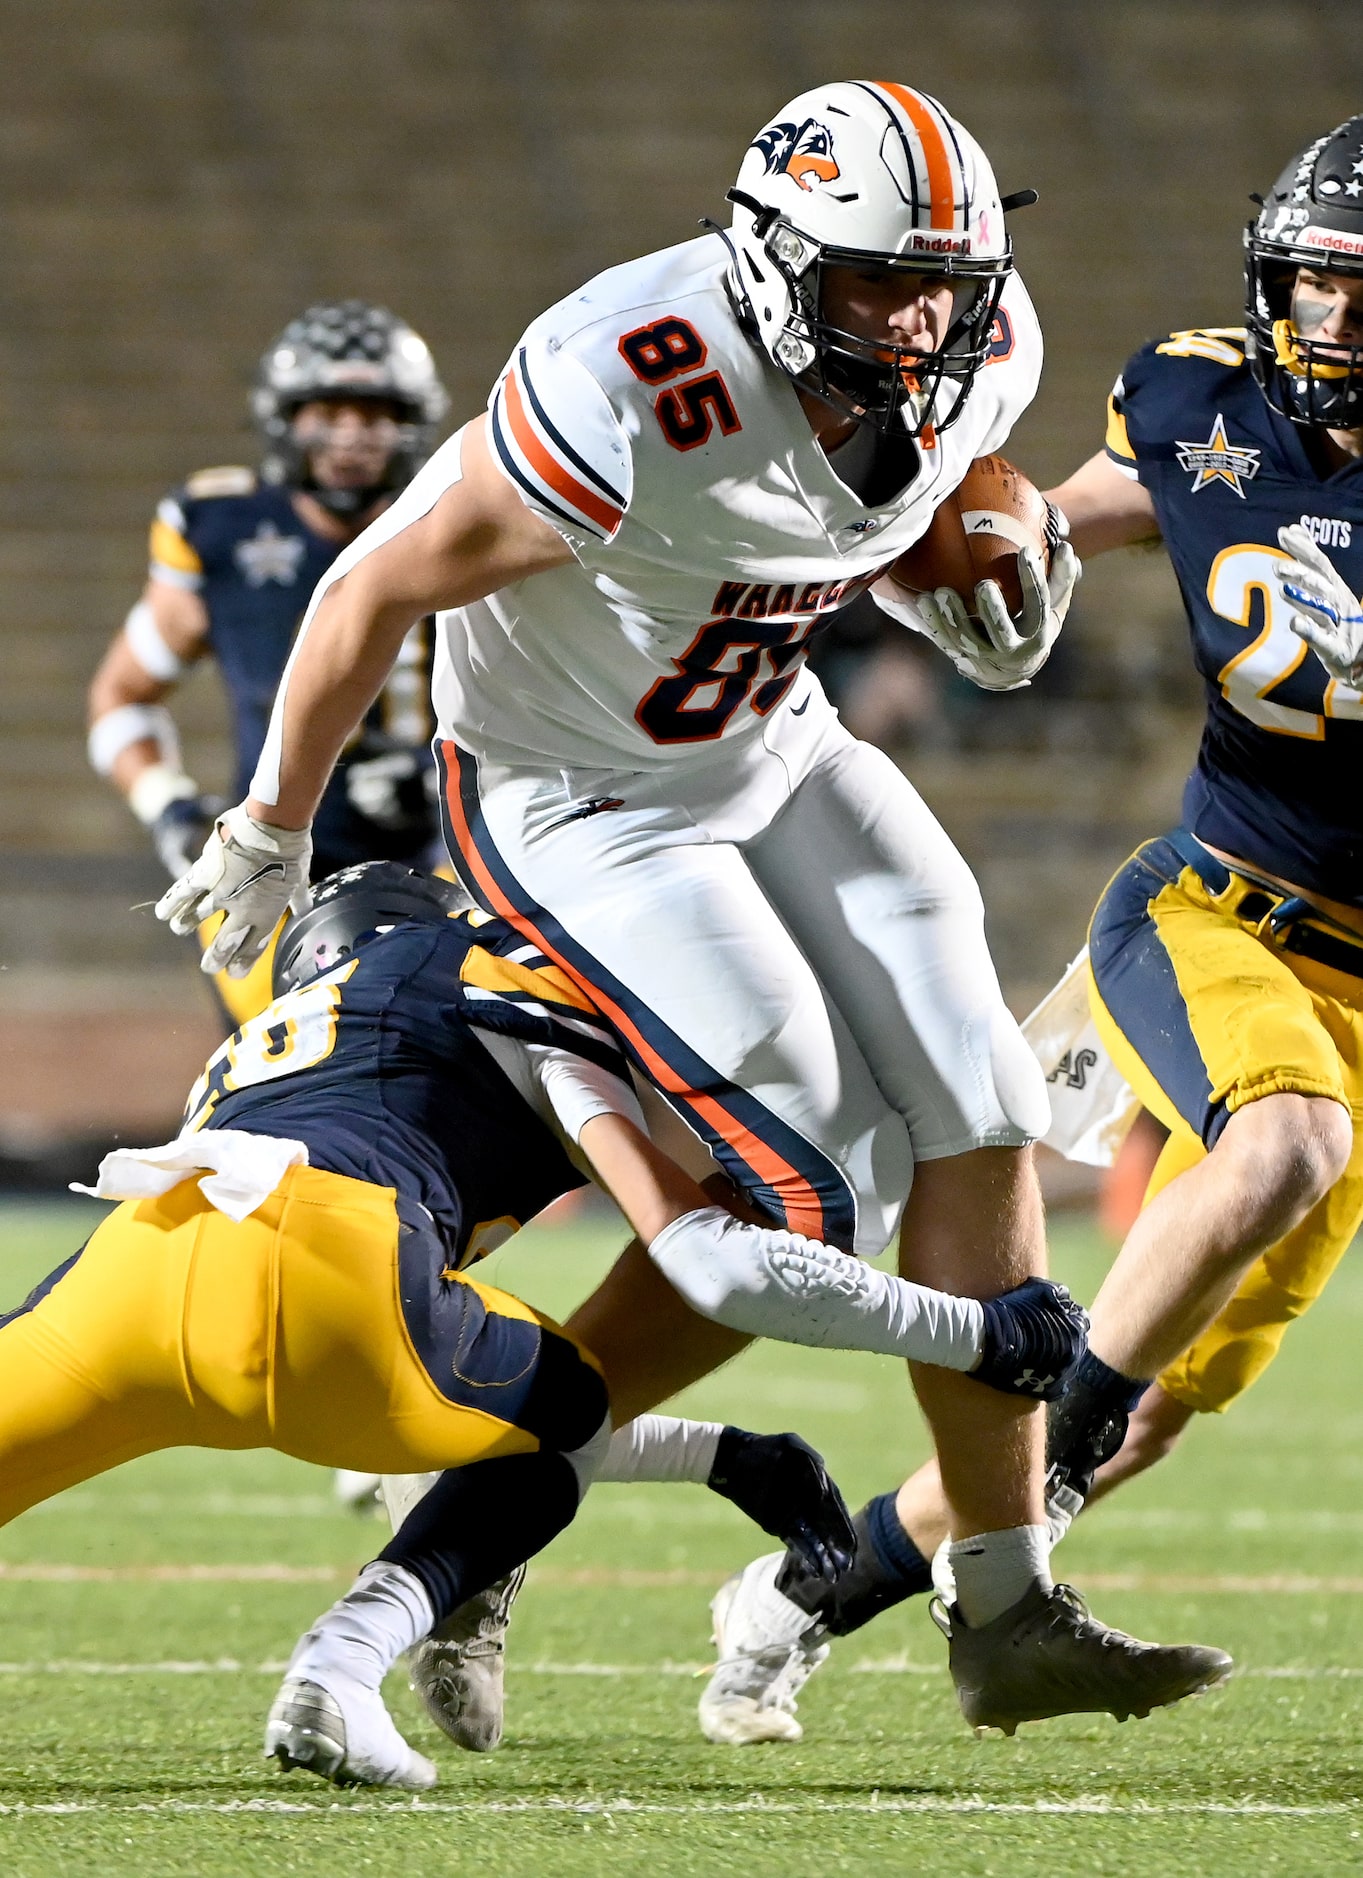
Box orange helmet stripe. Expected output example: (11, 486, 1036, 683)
(874, 80, 959, 229)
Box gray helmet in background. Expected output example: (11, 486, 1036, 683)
(252, 300, 450, 515)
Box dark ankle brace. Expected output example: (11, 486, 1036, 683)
(777, 1492, 933, 1636)
(1047, 1350, 1150, 1494)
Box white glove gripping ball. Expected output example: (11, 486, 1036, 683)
(914, 539, 1081, 692)
(155, 802, 312, 977)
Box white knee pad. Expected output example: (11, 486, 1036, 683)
(563, 1413, 613, 1500)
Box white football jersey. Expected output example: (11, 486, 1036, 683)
(457, 235, 1041, 773)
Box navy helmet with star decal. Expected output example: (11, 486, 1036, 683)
(251, 301, 450, 516)
(1246, 116, 1363, 428)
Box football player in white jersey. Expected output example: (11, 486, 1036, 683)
(156, 80, 1227, 1733)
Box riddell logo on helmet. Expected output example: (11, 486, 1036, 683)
(1299, 226, 1363, 256)
(908, 233, 972, 254)
(753, 118, 841, 191)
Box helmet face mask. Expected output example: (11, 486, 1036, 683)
(1246, 116, 1363, 429)
(727, 82, 1017, 437)
(799, 248, 1008, 435)
(271, 862, 469, 999)
(253, 301, 450, 515)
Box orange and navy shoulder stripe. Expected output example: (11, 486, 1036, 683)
(489, 347, 626, 544)
(852, 81, 970, 233)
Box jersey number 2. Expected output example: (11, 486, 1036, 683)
(1209, 544, 1363, 738)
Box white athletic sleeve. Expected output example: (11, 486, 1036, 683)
(596, 1414, 724, 1485)
(486, 333, 632, 549)
(472, 1030, 644, 1146)
(250, 425, 470, 807)
(531, 1042, 646, 1144)
(648, 1206, 985, 1369)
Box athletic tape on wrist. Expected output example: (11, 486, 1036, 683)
(87, 702, 182, 777)
(124, 600, 186, 681)
(128, 760, 199, 827)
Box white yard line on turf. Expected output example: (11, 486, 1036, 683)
(0, 1563, 342, 1583)
(34, 1493, 1363, 1534)
(0, 1660, 1354, 1680)
(0, 1798, 1351, 1818)
(7, 1562, 1363, 1593)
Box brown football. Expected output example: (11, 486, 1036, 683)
(888, 455, 1050, 616)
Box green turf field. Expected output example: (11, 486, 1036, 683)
(0, 1201, 1360, 1877)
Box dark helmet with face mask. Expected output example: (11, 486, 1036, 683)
(1246, 116, 1363, 428)
(272, 862, 469, 998)
(251, 301, 450, 517)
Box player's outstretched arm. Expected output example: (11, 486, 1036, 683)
(245, 416, 573, 833)
(155, 418, 573, 974)
(578, 1110, 1087, 1398)
(1045, 450, 1161, 559)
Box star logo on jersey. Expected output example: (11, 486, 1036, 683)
(752, 117, 840, 192)
(234, 521, 308, 587)
(1174, 413, 1262, 499)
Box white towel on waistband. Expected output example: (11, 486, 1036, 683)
(70, 1129, 310, 1223)
(1022, 949, 1140, 1168)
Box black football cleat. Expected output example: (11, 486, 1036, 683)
(932, 1580, 1233, 1736)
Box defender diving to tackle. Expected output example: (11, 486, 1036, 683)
(2, 863, 1084, 1786)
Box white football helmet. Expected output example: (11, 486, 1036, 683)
(726, 81, 1028, 435)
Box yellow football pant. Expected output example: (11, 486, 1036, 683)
(198, 911, 284, 1028)
(0, 1165, 600, 1529)
(1089, 842, 1363, 1413)
(1140, 1125, 1363, 1412)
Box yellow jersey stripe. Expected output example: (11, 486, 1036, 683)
(459, 943, 598, 1015)
(1105, 396, 1136, 463)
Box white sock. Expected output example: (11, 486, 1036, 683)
(948, 1524, 1052, 1628)
(595, 1414, 724, 1484)
(289, 1561, 435, 1694)
(380, 1473, 438, 1532)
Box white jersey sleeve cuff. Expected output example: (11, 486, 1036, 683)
(471, 1030, 644, 1147)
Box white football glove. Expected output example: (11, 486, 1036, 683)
(909, 540, 1081, 692)
(154, 801, 312, 977)
(1275, 523, 1363, 686)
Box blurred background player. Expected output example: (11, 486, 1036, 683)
(699, 114, 1363, 1745)
(86, 300, 451, 1028)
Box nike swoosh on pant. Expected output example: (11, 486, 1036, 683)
(790, 696, 811, 716)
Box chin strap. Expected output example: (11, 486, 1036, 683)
(302, 480, 392, 519)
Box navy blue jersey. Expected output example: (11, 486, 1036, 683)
(1107, 329, 1363, 903)
(151, 467, 437, 875)
(181, 911, 631, 1269)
